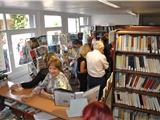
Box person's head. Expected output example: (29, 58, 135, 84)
(93, 40, 104, 53)
(79, 44, 91, 58)
(101, 35, 109, 45)
(43, 52, 57, 66)
(48, 57, 62, 77)
(91, 31, 96, 39)
(82, 101, 113, 120)
(72, 40, 82, 48)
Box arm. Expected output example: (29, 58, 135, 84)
(101, 55, 109, 70)
(80, 61, 87, 73)
(32, 74, 50, 94)
(21, 68, 48, 88)
(40, 89, 53, 99)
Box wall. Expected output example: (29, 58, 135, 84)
(91, 14, 139, 26)
(139, 14, 160, 25)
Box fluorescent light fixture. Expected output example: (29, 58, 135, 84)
(98, 0, 120, 8)
(126, 10, 137, 16)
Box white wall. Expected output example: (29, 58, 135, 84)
(91, 14, 139, 26)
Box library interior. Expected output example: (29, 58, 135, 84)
(0, 0, 160, 120)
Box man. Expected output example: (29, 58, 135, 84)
(86, 40, 109, 100)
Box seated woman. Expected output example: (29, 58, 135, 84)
(82, 101, 113, 120)
(11, 52, 57, 91)
(32, 56, 72, 99)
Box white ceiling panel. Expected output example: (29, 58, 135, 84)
(0, 0, 159, 15)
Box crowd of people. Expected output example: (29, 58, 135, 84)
(1, 31, 114, 119)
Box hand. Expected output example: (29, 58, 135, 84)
(21, 93, 33, 101)
(32, 87, 41, 95)
(40, 89, 53, 99)
(10, 84, 23, 92)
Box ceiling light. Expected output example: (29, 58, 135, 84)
(98, 0, 120, 8)
(126, 10, 137, 16)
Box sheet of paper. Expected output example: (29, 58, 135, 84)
(34, 112, 57, 120)
(66, 98, 88, 117)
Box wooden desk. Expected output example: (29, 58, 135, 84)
(0, 81, 82, 120)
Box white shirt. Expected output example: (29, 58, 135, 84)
(86, 49, 109, 77)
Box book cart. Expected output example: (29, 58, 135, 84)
(112, 26, 160, 120)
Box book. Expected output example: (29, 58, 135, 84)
(54, 85, 100, 106)
(128, 55, 135, 70)
(34, 111, 57, 120)
(4, 99, 17, 106)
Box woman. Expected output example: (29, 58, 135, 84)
(10, 52, 57, 90)
(77, 44, 91, 91)
(82, 101, 113, 120)
(32, 56, 72, 99)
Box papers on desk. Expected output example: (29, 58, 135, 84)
(34, 112, 57, 120)
(54, 88, 75, 107)
(66, 98, 88, 117)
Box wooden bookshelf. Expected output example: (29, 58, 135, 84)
(113, 103, 160, 116)
(114, 87, 160, 98)
(112, 26, 160, 120)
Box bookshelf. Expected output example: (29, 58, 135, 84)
(90, 25, 116, 40)
(90, 25, 129, 40)
(112, 27, 160, 120)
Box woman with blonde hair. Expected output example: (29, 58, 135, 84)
(77, 44, 91, 91)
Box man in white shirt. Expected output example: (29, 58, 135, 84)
(86, 40, 109, 100)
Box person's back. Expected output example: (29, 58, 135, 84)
(77, 44, 91, 91)
(86, 41, 109, 100)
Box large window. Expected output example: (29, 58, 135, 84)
(0, 13, 5, 30)
(68, 18, 79, 33)
(6, 14, 35, 30)
(80, 17, 89, 26)
(47, 30, 61, 36)
(0, 32, 10, 73)
(79, 17, 90, 44)
(44, 15, 62, 28)
(11, 33, 35, 67)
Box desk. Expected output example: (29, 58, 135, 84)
(0, 81, 82, 120)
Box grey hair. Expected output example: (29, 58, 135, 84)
(93, 40, 104, 50)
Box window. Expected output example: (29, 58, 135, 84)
(80, 17, 89, 26)
(11, 33, 35, 67)
(47, 30, 61, 36)
(6, 14, 35, 30)
(80, 27, 90, 44)
(0, 13, 5, 30)
(44, 15, 62, 28)
(0, 32, 10, 73)
(80, 27, 90, 34)
(68, 18, 79, 33)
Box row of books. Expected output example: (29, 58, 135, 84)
(91, 25, 116, 32)
(4, 98, 56, 119)
(116, 35, 160, 53)
(115, 72, 160, 92)
(113, 107, 160, 120)
(114, 91, 160, 111)
(116, 55, 160, 73)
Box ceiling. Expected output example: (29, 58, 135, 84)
(0, 0, 160, 15)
